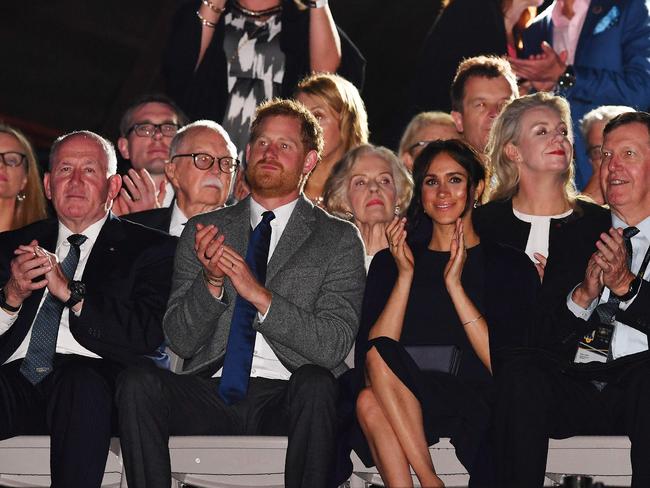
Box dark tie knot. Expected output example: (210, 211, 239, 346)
(261, 211, 276, 226)
(67, 234, 88, 249)
(624, 227, 640, 241)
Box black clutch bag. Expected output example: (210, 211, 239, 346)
(404, 345, 462, 376)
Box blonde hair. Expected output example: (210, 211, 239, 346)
(323, 144, 413, 220)
(0, 124, 48, 230)
(295, 73, 369, 154)
(485, 92, 577, 203)
(398, 111, 457, 158)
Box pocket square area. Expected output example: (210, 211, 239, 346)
(593, 5, 621, 34)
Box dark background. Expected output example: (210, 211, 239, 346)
(0, 0, 444, 157)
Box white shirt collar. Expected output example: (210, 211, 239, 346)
(249, 196, 299, 230)
(169, 201, 189, 237)
(612, 213, 650, 241)
(56, 214, 109, 252)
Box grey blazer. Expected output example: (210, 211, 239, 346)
(163, 195, 366, 378)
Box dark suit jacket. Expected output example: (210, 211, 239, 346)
(522, 0, 650, 188)
(123, 207, 174, 234)
(164, 195, 367, 378)
(474, 198, 611, 311)
(0, 215, 178, 367)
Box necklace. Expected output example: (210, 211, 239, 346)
(232, 0, 283, 19)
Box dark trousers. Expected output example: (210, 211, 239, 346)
(494, 354, 650, 488)
(0, 355, 122, 488)
(116, 363, 338, 488)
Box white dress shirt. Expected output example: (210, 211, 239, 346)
(0, 215, 110, 364)
(213, 197, 299, 381)
(168, 201, 189, 237)
(568, 214, 650, 360)
(161, 181, 175, 208)
(513, 207, 573, 262)
(551, 0, 590, 65)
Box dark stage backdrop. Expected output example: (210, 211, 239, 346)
(0, 0, 444, 157)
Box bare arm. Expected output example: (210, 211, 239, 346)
(195, 0, 227, 71)
(444, 220, 491, 372)
(368, 218, 414, 341)
(309, 4, 341, 73)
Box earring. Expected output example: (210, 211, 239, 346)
(394, 205, 401, 216)
(473, 200, 478, 209)
(344, 211, 354, 220)
(16, 192, 26, 202)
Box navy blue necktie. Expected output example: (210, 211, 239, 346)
(218, 211, 275, 404)
(20, 234, 88, 385)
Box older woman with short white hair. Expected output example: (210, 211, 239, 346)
(323, 144, 413, 269)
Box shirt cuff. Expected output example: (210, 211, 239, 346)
(567, 285, 598, 320)
(0, 305, 19, 335)
(257, 303, 271, 323)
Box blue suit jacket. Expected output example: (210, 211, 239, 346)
(522, 0, 650, 188)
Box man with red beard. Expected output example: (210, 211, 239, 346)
(116, 98, 366, 488)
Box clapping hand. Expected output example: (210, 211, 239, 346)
(593, 228, 635, 295)
(533, 252, 547, 282)
(508, 42, 568, 84)
(444, 219, 466, 292)
(386, 217, 414, 276)
(195, 223, 227, 289)
(112, 169, 164, 215)
(4, 240, 50, 308)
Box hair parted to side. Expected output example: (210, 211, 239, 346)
(603, 111, 650, 140)
(322, 144, 413, 219)
(170, 120, 238, 159)
(450, 55, 518, 113)
(49, 130, 118, 176)
(118, 93, 189, 137)
(295, 73, 369, 154)
(580, 105, 635, 140)
(407, 139, 485, 234)
(485, 92, 577, 204)
(0, 123, 48, 229)
(249, 98, 324, 159)
(398, 111, 457, 158)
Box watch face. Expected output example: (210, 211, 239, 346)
(69, 281, 86, 297)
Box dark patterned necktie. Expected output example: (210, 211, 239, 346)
(20, 234, 88, 384)
(218, 211, 275, 405)
(595, 226, 639, 326)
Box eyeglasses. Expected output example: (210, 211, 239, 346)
(127, 123, 179, 138)
(0, 152, 26, 168)
(171, 153, 240, 173)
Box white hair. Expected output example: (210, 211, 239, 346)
(580, 105, 635, 140)
(169, 120, 237, 159)
(49, 130, 118, 175)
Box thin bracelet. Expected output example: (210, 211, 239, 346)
(196, 10, 217, 28)
(462, 314, 483, 326)
(203, 269, 224, 287)
(202, 0, 225, 14)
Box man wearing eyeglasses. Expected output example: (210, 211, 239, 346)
(125, 120, 239, 236)
(116, 94, 189, 215)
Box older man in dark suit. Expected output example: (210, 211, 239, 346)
(0, 131, 176, 487)
(125, 119, 239, 236)
(117, 98, 366, 488)
(495, 111, 650, 487)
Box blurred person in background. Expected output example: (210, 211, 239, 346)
(295, 72, 369, 206)
(450, 56, 519, 155)
(580, 105, 634, 204)
(323, 144, 412, 269)
(0, 124, 48, 233)
(398, 111, 460, 172)
(163, 0, 365, 164)
(115, 94, 189, 215)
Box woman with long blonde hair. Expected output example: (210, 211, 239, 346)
(0, 124, 48, 232)
(476, 92, 609, 308)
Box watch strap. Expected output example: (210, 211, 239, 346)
(0, 288, 20, 313)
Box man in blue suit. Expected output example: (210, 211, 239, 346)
(509, 0, 650, 189)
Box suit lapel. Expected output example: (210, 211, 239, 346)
(266, 197, 314, 283)
(576, 0, 617, 60)
(223, 197, 252, 260)
(82, 214, 124, 287)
